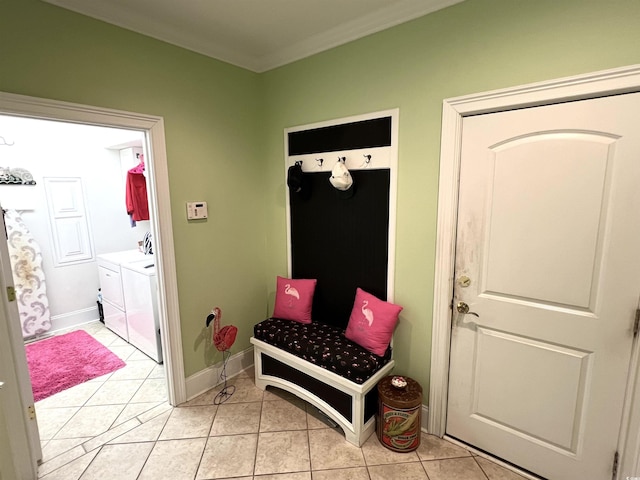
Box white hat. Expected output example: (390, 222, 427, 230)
(329, 160, 353, 192)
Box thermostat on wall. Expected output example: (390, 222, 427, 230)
(186, 201, 208, 220)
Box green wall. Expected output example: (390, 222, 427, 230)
(0, 0, 265, 377)
(261, 0, 640, 394)
(3, 0, 640, 395)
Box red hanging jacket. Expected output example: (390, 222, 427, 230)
(125, 170, 149, 221)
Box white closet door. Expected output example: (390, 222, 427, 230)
(44, 177, 94, 266)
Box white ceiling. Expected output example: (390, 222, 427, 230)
(42, 0, 463, 72)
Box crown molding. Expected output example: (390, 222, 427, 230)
(42, 0, 463, 72)
(255, 0, 464, 72)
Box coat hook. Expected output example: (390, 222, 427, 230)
(316, 158, 324, 167)
(360, 154, 372, 168)
(0, 136, 15, 146)
(337, 156, 346, 163)
(295, 160, 303, 166)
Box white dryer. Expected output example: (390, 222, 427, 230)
(120, 257, 162, 363)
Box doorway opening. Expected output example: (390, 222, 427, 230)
(0, 113, 170, 420)
(0, 90, 185, 472)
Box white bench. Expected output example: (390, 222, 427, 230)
(250, 335, 394, 446)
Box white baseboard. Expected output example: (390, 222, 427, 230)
(421, 404, 430, 433)
(50, 306, 100, 333)
(185, 346, 254, 401)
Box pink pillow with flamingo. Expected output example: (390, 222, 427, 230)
(345, 288, 402, 356)
(273, 276, 317, 324)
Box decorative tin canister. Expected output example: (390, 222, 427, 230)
(377, 375, 423, 452)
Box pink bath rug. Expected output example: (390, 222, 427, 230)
(26, 330, 126, 402)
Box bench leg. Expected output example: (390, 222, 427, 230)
(253, 348, 267, 390)
(346, 394, 375, 447)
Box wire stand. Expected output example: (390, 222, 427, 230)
(213, 349, 236, 405)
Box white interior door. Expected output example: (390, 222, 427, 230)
(446, 92, 640, 479)
(0, 383, 19, 480)
(0, 207, 41, 479)
(0, 325, 34, 480)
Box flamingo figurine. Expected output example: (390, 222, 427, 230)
(205, 307, 238, 404)
(206, 307, 237, 352)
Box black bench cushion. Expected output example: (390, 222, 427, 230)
(254, 317, 390, 384)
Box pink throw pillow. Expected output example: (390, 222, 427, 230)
(273, 276, 317, 324)
(345, 288, 402, 356)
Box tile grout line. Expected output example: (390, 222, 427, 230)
(252, 390, 265, 477)
(133, 439, 157, 480)
(360, 426, 372, 480)
(74, 444, 101, 480)
(192, 437, 207, 480)
(38, 444, 101, 479)
(421, 460, 432, 480)
(473, 455, 491, 480)
(37, 405, 83, 454)
(305, 398, 313, 476)
(189, 391, 220, 480)
(40, 402, 153, 475)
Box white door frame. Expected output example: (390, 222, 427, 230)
(0, 91, 186, 469)
(428, 64, 640, 479)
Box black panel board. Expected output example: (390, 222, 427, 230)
(288, 117, 392, 156)
(289, 169, 390, 329)
(365, 388, 378, 422)
(262, 354, 353, 422)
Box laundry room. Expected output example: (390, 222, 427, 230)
(0, 114, 161, 360)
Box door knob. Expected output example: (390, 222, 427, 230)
(456, 302, 479, 317)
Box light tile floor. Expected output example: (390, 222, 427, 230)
(35, 322, 527, 479)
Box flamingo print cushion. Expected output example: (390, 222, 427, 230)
(345, 288, 403, 356)
(273, 276, 317, 324)
(254, 317, 391, 384)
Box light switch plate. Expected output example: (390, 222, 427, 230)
(186, 201, 208, 219)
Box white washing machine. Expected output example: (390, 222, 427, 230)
(120, 257, 163, 363)
(97, 250, 148, 342)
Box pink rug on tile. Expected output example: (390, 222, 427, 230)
(26, 330, 126, 402)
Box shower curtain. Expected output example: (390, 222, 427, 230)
(4, 209, 51, 338)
